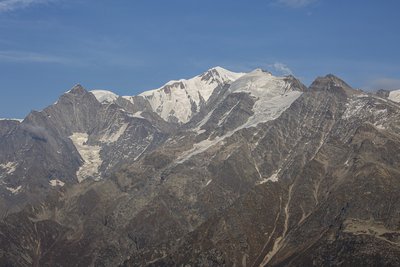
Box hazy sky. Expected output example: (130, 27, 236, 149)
(1, 0, 399, 118)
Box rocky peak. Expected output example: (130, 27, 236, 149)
(59, 84, 100, 106)
(200, 66, 245, 84)
(200, 67, 222, 81)
(309, 74, 356, 96)
(284, 75, 308, 92)
(376, 89, 391, 98)
(67, 84, 87, 95)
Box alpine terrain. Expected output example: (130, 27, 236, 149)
(0, 67, 400, 266)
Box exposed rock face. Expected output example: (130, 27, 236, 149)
(0, 84, 171, 215)
(0, 68, 399, 266)
(376, 89, 391, 98)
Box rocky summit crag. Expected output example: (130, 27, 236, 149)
(0, 67, 400, 266)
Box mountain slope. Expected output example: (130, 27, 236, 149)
(0, 85, 171, 215)
(0, 68, 399, 266)
(121, 75, 400, 266)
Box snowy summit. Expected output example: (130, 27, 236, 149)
(138, 67, 245, 123)
(90, 90, 119, 104)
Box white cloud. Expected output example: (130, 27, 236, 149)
(270, 62, 293, 76)
(0, 0, 54, 12)
(276, 0, 318, 8)
(0, 49, 145, 68)
(366, 78, 400, 90)
(0, 50, 71, 64)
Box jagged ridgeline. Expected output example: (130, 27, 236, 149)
(0, 67, 400, 266)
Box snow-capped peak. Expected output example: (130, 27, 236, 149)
(227, 68, 303, 128)
(230, 68, 288, 96)
(199, 66, 245, 83)
(66, 84, 86, 95)
(250, 68, 271, 74)
(139, 67, 245, 123)
(388, 89, 400, 103)
(91, 90, 119, 104)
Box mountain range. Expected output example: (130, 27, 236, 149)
(0, 67, 400, 266)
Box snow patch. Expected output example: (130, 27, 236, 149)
(100, 123, 128, 143)
(375, 124, 386, 130)
(259, 171, 280, 184)
(6, 185, 22, 194)
(217, 101, 240, 126)
(229, 69, 302, 128)
(128, 112, 145, 119)
(356, 94, 369, 98)
(388, 89, 400, 103)
(90, 90, 118, 103)
(193, 107, 215, 133)
(197, 129, 206, 134)
(69, 133, 102, 182)
(342, 98, 366, 119)
(205, 179, 212, 186)
(0, 118, 23, 122)
(0, 161, 18, 175)
(121, 96, 134, 104)
(134, 141, 152, 161)
(176, 134, 229, 164)
(49, 179, 65, 187)
(374, 109, 387, 115)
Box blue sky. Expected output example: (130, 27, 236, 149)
(1, 0, 399, 118)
